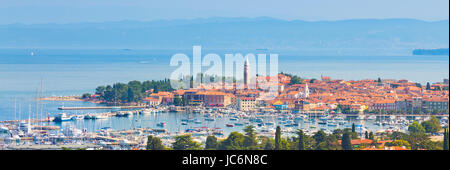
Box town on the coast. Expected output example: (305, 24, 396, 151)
(1, 58, 449, 150)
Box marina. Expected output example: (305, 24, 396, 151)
(1, 104, 448, 150)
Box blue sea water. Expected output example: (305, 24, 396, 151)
(0, 48, 448, 126)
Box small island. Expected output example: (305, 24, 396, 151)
(413, 48, 449, 55)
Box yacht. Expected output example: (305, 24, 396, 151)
(55, 113, 72, 122)
(0, 125, 9, 133)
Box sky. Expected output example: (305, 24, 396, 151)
(0, 0, 448, 24)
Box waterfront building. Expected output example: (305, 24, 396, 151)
(395, 99, 412, 112)
(199, 91, 233, 107)
(370, 99, 396, 111)
(272, 100, 289, 110)
(422, 97, 449, 113)
(143, 97, 161, 106)
(294, 100, 306, 112)
(237, 97, 256, 111)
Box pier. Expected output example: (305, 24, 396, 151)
(58, 106, 145, 110)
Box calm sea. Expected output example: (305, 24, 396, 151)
(0, 48, 448, 127)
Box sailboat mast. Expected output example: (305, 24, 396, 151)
(36, 88, 39, 124)
(40, 78, 44, 125)
(18, 103, 21, 122)
(14, 97, 17, 122)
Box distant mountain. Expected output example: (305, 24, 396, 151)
(0, 17, 448, 55)
(413, 48, 449, 55)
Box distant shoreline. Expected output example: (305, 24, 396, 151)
(413, 48, 449, 55)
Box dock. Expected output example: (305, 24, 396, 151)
(58, 106, 145, 110)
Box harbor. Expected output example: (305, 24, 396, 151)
(1, 104, 448, 150)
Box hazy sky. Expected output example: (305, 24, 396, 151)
(1, 0, 448, 24)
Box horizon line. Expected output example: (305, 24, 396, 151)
(2, 16, 449, 26)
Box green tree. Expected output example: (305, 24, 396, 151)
(205, 135, 218, 150)
(172, 134, 202, 150)
(444, 128, 449, 150)
(426, 82, 431, 90)
(81, 93, 91, 99)
(365, 131, 369, 139)
(297, 130, 305, 150)
(275, 126, 282, 150)
(341, 133, 353, 150)
(95, 85, 106, 94)
(408, 121, 426, 134)
(385, 140, 410, 149)
(351, 123, 356, 133)
(146, 135, 165, 150)
(407, 121, 428, 150)
(390, 131, 408, 140)
(243, 125, 257, 149)
(313, 130, 326, 144)
(369, 131, 375, 140)
(421, 116, 442, 134)
(218, 132, 245, 150)
(264, 139, 275, 150)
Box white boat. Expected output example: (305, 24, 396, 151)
(55, 113, 72, 122)
(327, 122, 338, 127)
(334, 115, 345, 120)
(93, 114, 108, 119)
(72, 115, 84, 120)
(356, 115, 365, 120)
(0, 125, 9, 133)
(367, 115, 377, 120)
